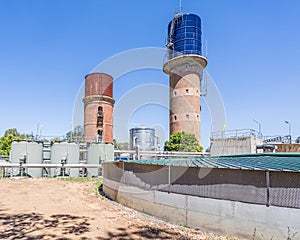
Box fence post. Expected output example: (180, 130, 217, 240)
(168, 165, 171, 193)
(266, 170, 270, 207)
(122, 161, 125, 184)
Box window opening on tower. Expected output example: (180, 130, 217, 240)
(97, 106, 103, 127)
(97, 129, 103, 142)
(98, 106, 103, 117)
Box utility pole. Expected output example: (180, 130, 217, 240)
(253, 119, 262, 138)
(285, 121, 292, 143)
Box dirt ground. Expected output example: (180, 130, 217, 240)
(0, 178, 236, 240)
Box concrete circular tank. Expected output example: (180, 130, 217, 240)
(86, 143, 114, 177)
(50, 142, 80, 177)
(130, 128, 156, 160)
(10, 141, 43, 178)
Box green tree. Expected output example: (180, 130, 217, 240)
(0, 134, 23, 156)
(4, 128, 19, 137)
(65, 125, 84, 142)
(164, 132, 203, 152)
(113, 139, 129, 150)
(50, 137, 63, 142)
(3, 128, 32, 140)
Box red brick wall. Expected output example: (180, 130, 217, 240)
(85, 73, 113, 97)
(169, 64, 201, 142)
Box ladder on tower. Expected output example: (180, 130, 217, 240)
(167, 13, 183, 48)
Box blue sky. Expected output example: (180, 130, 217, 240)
(0, 0, 300, 149)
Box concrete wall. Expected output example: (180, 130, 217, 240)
(210, 136, 263, 156)
(104, 178, 300, 240)
(103, 162, 300, 239)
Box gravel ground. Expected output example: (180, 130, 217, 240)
(0, 178, 239, 239)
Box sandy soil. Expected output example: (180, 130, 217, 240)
(0, 178, 235, 240)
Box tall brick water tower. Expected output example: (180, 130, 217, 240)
(83, 73, 114, 143)
(163, 13, 207, 143)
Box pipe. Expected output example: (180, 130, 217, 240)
(0, 163, 102, 168)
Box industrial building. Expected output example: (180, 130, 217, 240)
(209, 129, 300, 156)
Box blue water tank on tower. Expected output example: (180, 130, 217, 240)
(167, 13, 202, 59)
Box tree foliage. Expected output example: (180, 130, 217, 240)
(164, 132, 203, 152)
(113, 139, 129, 150)
(0, 128, 33, 156)
(4, 128, 18, 137)
(50, 137, 63, 142)
(64, 125, 84, 142)
(0, 132, 24, 156)
(4, 128, 33, 140)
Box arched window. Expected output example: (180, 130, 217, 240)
(97, 106, 104, 127)
(98, 106, 103, 117)
(97, 129, 103, 142)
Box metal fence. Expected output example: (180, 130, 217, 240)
(211, 129, 263, 140)
(103, 161, 300, 209)
(264, 135, 292, 144)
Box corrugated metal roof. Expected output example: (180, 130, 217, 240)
(121, 153, 300, 172)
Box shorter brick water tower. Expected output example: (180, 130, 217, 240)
(83, 73, 114, 143)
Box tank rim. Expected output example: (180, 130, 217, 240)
(84, 72, 113, 80)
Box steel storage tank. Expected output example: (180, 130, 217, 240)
(10, 141, 43, 178)
(167, 13, 202, 59)
(130, 128, 156, 160)
(86, 143, 114, 177)
(50, 142, 80, 177)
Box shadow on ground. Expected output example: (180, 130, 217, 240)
(0, 209, 90, 240)
(100, 226, 191, 240)
(0, 206, 190, 240)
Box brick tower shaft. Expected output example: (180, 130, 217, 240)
(170, 64, 201, 142)
(164, 55, 207, 144)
